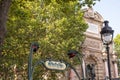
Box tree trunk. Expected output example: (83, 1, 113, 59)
(0, 0, 12, 54)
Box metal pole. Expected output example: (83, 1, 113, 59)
(28, 42, 39, 80)
(68, 64, 81, 80)
(28, 44, 34, 80)
(77, 54, 85, 80)
(106, 44, 112, 80)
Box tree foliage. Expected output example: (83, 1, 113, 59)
(114, 34, 120, 75)
(114, 34, 120, 57)
(0, 0, 100, 79)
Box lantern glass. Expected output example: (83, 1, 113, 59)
(102, 33, 112, 44)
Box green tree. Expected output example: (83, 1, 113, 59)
(0, 0, 100, 79)
(114, 34, 120, 76)
(114, 34, 120, 57)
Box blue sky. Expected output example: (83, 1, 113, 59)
(93, 0, 120, 38)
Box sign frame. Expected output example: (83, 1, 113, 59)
(43, 60, 67, 71)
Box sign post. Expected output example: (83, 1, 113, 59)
(28, 43, 81, 80)
(28, 58, 81, 80)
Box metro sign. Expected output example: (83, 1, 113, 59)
(44, 60, 67, 71)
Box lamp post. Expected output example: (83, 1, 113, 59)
(100, 20, 114, 80)
(28, 42, 39, 80)
(67, 50, 85, 80)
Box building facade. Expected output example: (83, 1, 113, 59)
(64, 8, 119, 80)
(83, 8, 118, 80)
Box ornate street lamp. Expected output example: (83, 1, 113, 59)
(100, 20, 114, 80)
(100, 21, 114, 45)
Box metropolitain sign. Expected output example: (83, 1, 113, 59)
(44, 60, 67, 71)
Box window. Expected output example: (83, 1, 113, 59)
(87, 23, 99, 34)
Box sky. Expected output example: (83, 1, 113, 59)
(93, 0, 120, 38)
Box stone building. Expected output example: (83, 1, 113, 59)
(82, 8, 118, 80)
(62, 8, 119, 80)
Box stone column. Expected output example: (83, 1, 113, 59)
(103, 59, 109, 77)
(82, 59, 86, 78)
(113, 61, 119, 78)
(112, 53, 119, 78)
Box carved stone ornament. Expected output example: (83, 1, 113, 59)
(85, 38, 100, 50)
(83, 8, 104, 22)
